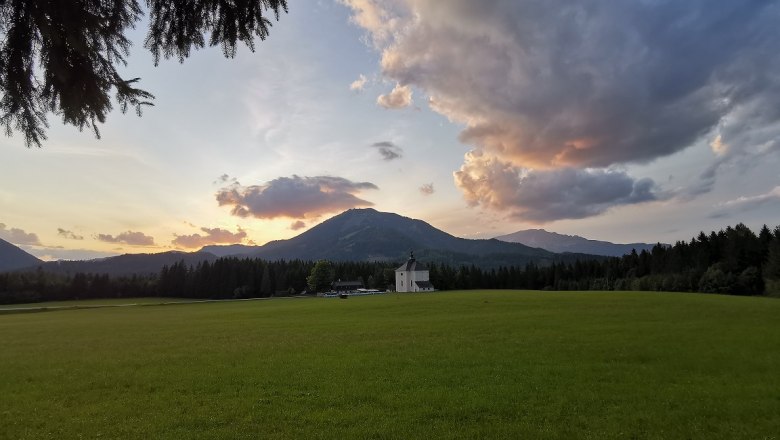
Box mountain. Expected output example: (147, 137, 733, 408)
(9, 210, 608, 276)
(199, 244, 258, 258)
(203, 208, 598, 268)
(495, 229, 657, 257)
(0, 238, 42, 272)
(27, 251, 218, 276)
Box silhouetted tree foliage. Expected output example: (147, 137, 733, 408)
(2, 223, 779, 305)
(0, 0, 288, 147)
(306, 260, 335, 293)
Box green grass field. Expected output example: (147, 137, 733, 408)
(1, 291, 778, 439)
(0, 297, 191, 310)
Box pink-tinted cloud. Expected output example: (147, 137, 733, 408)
(344, 0, 780, 220)
(340, 0, 402, 47)
(350, 74, 368, 91)
(96, 231, 155, 246)
(377, 84, 412, 109)
(0, 223, 41, 245)
(351, 0, 780, 168)
(290, 220, 307, 230)
(172, 227, 248, 249)
(216, 175, 378, 220)
(454, 152, 658, 223)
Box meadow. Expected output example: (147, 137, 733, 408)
(0, 297, 191, 311)
(0, 290, 778, 439)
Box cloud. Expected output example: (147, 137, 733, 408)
(419, 183, 434, 195)
(214, 174, 238, 185)
(0, 223, 41, 245)
(340, 0, 402, 47)
(710, 186, 780, 218)
(172, 227, 248, 249)
(454, 152, 659, 223)
(344, 0, 780, 218)
(691, 128, 780, 197)
(96, 231, 156, 246)
(351, 0, 780, 168)
(290, 220, 307, 230)
(57, 228, 84, 240)
(377, 83, 412, 109)
(350, 74, 368, 91)
(710, 135, 728, 156)
(216, 175, 378, 220)
(371, 141, 403, 160)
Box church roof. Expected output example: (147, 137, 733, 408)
(414, 280, 433, 288)
(395, 252, 428, 272)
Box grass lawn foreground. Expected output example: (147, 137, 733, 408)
(0, 290, 778, 439)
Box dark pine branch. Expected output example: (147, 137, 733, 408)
(0, 0, 288, 147)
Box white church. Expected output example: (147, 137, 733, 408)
(395, 252, 435, 292)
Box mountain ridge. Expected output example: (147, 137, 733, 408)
(495, 228, 658, 257)
(0, 238, 42, 272)
(12, 251, 218, 276)
(201, 208, 597, 268)
(5, 209, 608, 275)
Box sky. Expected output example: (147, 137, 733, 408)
(2, 0, 780, 261)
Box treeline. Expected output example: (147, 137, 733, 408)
(430, 223, 780, 295)
(1, 223, 779, 305)
(0, 271, 157, 305)
(0, 259, 397, 304)
(157, 259, 397, 298)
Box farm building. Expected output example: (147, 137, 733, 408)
(331, 280, 363, 292)
(395, 252, 435, 292)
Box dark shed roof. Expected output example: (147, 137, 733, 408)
(332, 280, 363, 290)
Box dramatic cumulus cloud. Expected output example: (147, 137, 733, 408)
(216, 175, 378, 220)
(372, 141, 403, 160)
(290, 220, 307, 231)
(0, 223, 41, 245)
(350, 74, 368, 91)
(419, 183, 434, 195)
(377, 83, 412, 109)
(454, 152, 658, 223)
(96, 231, 156, 246)
(57, 228, 84, 240)
(710, 186, 780, 219)
(172, 227, 247, 249)
(344, 0, 780, 221)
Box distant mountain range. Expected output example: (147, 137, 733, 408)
(199, 244, 257, 258)
(0, 238, 41, 272)
(201, 208, 597, 268)
(28, 251, 219, 276)
(2, 209, 612, 275)
(495, 229, 658, 257)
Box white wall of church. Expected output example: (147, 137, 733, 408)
(395, 269, 430, 292)
(396, 271, 406, 292)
